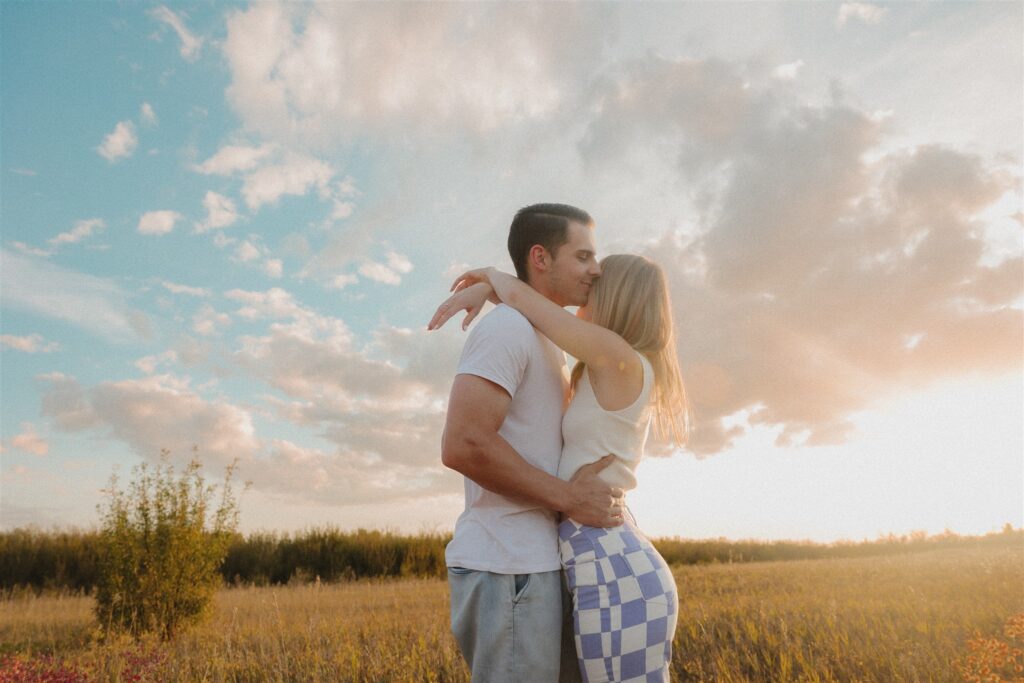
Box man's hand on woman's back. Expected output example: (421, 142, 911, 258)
(565, 455, 625, 527)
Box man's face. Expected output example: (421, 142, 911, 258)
(547, 221, 601, 307)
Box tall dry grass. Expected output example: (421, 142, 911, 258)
(1, 541, 1020, 682)
(670, 543, 1021, 681)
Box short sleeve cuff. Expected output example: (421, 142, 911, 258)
(456, 366, 516, 398)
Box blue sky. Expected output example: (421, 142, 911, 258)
(1, 1, 1021, 541)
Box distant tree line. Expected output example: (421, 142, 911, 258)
(1, 524, 1019, 595)
(652, 525, 1021, 565)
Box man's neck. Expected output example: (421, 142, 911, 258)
(524, 275, 561, 306)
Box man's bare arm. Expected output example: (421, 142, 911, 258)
(441, 374, 623, 527)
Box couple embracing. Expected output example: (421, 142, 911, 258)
(430, 204, 690, 682)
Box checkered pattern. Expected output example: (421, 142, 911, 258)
(559, 515, 678, 682)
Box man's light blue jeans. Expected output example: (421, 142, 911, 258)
(449, 567, 582, 682)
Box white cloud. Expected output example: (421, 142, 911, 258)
(213, 232, 237, 249)
(358, 261, 401, 286)
(225, 287, 320, 323)
(837, 3, 889, 27)
(331, 200, 354, 219)
(10, 423, 48, 456)
(134, 350, 178, 374)
(234, 240, 260, 262)
(263, 258, 283, 278)
(355, 252, 413, 286)
(221, 3, 608, 143)
(9, 241, 51, 257)
(138, 210, 182, 235)
(773, 60, 804, 80)
(195, 191, 239, 232)
(97, 121, 137, 162)
(194, 145, 342, 220)
(140, 102, 158, 125)
(240, 153, 334, 211)
(192, 304, 232, 336)
(227, 318, 465, 503)
(40, 373, 260, 468)
(656, 145, 1015, 454)
(336, 176, 358, 197)
(386, 251, 413, 274)
(579, 56, 757, 177)
(328, 273, 359, 290)
(37, 372, 98, 430)
(48, 218, 105, 246)
(161, 280, 211, 297)
(150, 6, 203, 61)
(1, 250, 135, 341)
(328, 177, 359, 219)
(11, 168, 37, 176)
(242, 437, 453, 504)
(193, 144, 274, 175)
(0, 334, 60, 353)
(240, 321, 405, 403)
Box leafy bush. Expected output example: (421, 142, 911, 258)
(93, 450, 243, 640)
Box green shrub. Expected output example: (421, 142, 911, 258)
(93, 449, 243, 640)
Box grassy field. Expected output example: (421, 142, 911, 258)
(1, 541, 1021, 682)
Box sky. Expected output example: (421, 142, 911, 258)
(1, 1, 1021, 543)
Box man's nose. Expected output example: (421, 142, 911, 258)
(590, 261, 602, 277)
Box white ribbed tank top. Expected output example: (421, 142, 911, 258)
(557, 351, 654, 491)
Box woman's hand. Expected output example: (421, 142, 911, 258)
(449, 267, 496, 294)
(427, 281, 496, 331)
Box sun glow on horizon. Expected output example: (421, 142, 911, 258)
(630, 371, 1023, 543)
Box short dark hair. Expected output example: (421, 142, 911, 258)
(507, 203, 594, 281)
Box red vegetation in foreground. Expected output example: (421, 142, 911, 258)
(0, 655, 86, 683)
(0, 645, 167, 683)
(957, 612, 1024, 683)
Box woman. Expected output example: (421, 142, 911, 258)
(430, 254, 690, 683)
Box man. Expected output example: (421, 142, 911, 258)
(441, 203, 624, 682)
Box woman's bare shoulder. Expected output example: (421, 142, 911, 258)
(587, 348, 644, 411)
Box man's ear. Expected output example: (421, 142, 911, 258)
(527, 244, 550, 273)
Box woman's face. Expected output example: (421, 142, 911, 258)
(576, 302, 593, 322)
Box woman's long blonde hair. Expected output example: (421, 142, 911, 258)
(570, 254, 691, 446)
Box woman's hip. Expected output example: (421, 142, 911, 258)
(558, 514, 676, 606)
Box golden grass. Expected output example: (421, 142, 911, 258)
(671, 543, 1022, 681)
(1, 542, 1021, 682)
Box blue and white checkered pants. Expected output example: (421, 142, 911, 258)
(558, 513, 678, 683)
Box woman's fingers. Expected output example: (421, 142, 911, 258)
(428, 299, 457, 330)
(431, 279, 492, 331)
(450, 271, 474, 292)
(463, 304, 482, 330)
(449, 268, 488, 292)
(430, 290, 482, 331)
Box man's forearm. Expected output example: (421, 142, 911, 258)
(449, 429, 571, 513)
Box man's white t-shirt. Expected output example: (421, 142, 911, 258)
(445, 304, 567, 574)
